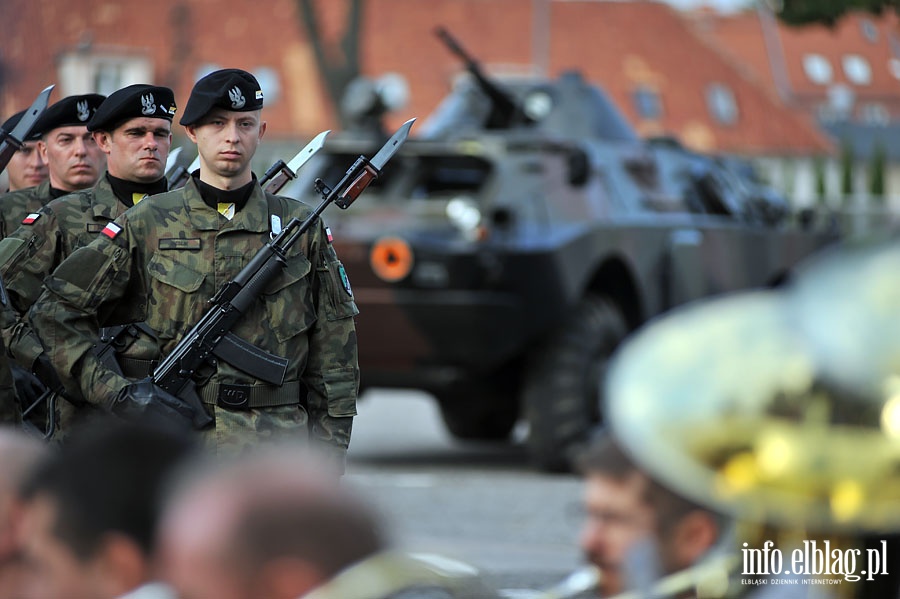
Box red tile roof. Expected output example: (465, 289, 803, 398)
(695, 8, 900, 119)
(1, 0, 833, 156)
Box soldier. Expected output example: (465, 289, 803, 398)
(30, 69, 359, 468)
(0, 280, 16, 426)
(1, 111, 47, 193)
(0, 84, 177, 434)
(0, 93, 106, 240)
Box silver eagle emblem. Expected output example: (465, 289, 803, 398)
(76, 100, 91, 122)
(228, 86, 246, 110)
(141, 93, 156, 116)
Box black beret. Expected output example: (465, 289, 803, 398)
(32, 94, 106, 136)
(1, 110, 41, 142)
(179, 68, 264, 126)
(87, 84, 177, 132)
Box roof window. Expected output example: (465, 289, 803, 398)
(843, 54, 872, 85)
(803, 54, 832, 85)
(706, 83, 738, 125)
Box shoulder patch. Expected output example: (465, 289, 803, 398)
(22, 213, 41, 225)
(101, 222, 122, 239)
(159, 238, 202, 251)
(338, 263, 353, 297)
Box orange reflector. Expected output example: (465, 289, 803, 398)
(369, 237, 414, 282)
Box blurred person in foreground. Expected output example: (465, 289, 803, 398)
(17, 418, 196, 599)
(575, 432, 725, 598)
(157, 444, 501, 599)
(1, 110, 48, 193)
(603, 240, 900, 598)
(0, 426, 49, 597)
(0, 94, 106, 241)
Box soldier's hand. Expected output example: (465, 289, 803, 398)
(110, 378, 200, 431)
(32, 353, 63, 392)
(11, 362, 48, 406)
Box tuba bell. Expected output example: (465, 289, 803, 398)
(603, 239, 900, 598)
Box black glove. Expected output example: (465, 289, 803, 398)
(11, 362, 48, 407)
(32, 353, 63, 392)
(110, 378, 204, 431)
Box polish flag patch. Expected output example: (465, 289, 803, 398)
(22, 213, 41, 225)
(101, 222, 122, 239)
(325, 226, 333, 243)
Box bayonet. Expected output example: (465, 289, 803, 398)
(164, 147, 183, 177)
(0, 85, 54, 174)
(260, 129, 331, 194)
(316, 118, 415, 209)
(369, 118, 415, 171)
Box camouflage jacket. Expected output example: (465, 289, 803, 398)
(0, 175, 128, 370)
(31, 177, 360, 454)
(0, 180, 53, 240)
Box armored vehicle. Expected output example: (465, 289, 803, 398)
(288, 29, 838, 471)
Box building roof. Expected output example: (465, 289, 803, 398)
(694, 7, 900, 122)
(1, 0, 833, 156)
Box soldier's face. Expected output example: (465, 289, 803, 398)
(186, 108, 266, 187)
(38, 125, 106, 192)
(579, 471, 656, 596)
(6, 141, 48, 191)
(95, 117, 172, 183)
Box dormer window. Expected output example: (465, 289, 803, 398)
(632, 86, 662, 120)
(803, 54, 832, 85)
(706, 83, 738, 125)
(843, 55, 872, 85)
(861, 19, 878, 43)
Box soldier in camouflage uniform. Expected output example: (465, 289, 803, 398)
(0, 85, 178, 433)
(1, 110, 48, 193)
(0, 278, 14, 424)
(0, 94, 106, 240)
(31, 69, 359, 467)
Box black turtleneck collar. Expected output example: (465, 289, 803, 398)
(194, 175, 256, 213)
(48, 186, 70, 199)
(107, 173, 168, 208)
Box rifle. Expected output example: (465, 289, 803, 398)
(434, 27, 532, 129)
(0, 85, 54, 174)
(151, 118, 414, 425)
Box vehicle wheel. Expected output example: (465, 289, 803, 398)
(437, 386, 519, 441)
(521, 294, 627, 472)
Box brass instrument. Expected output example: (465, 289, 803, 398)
(603, 240, 900, 598)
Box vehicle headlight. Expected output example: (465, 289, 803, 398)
(446, 197, 482, 239)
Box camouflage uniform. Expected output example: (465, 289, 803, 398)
(0, 175, 134, 432)
(0, 180, 53, 240)
(31, 176, 360, 459)
(0, 300, 15, 423)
